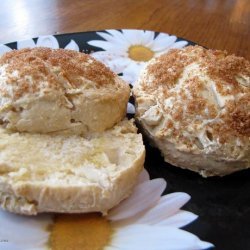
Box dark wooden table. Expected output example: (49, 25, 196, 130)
(0, 0, 249, 59)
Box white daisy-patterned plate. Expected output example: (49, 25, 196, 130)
(0, 30, 249, 250)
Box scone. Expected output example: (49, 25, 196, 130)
(0, 119, 145, 215)
(0, 48, 130, 135)
(0, 47, 145, 215)
(134, 45, 250, 177)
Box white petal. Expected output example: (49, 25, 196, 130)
(110, 225, 214, 250)
(91, 51, 130, 74)
(158, 210, 198, 228)
(122, 62, 145, 85)
(197, 240, 215, 250)
(0, 243, 23, 250)
(151, 34, 177, 51)
(141, 30, 155, 46)
(131, 192, 191, 225)
(36, 35, 59, 48)
(88, 40, 126, 53)
(170, 40, 188, 49)
(122, 29, 143, 44)
(4, 245, 45, 250)
(154, 32, 170, 39)
(147, 32, 167, 47)
(0, 44, 12, 56)
(17, 39, 36, 49)
(137, 168, 150, 183)
(106, 29, 127, 41)
(127, 102, 135, 114)
(91, 51, 118, 63)
(108, 178, 166, 221)
(96, 31, 129, 47)
(108, 57, 131, 74)
(64, 40, 79, 51)
(0, 210, 52, 248)
(121, 73, 135, 85)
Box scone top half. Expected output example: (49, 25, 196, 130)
(134, 46, 250, 177)
(0, 48, 130, 135)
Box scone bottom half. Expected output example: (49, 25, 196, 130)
(133, 45, 250, 177)
(0, 119, 145, 215)
(0, 47, 130, 135)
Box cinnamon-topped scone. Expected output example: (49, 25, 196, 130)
(0, 48, 130, 134)
(134, 45, 250, 177)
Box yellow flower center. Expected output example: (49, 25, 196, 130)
(49, 213, 112, 250)
(128, 45, 154, 62)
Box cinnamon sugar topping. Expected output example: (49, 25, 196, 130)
(137, 45, 250, 151)
(0, 48, 116, 99)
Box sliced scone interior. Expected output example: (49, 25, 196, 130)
(0, 119, 145, 215)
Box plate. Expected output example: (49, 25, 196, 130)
(0, 30, 249, 250)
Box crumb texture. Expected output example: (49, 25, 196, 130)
(0, 119, 145, 214)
